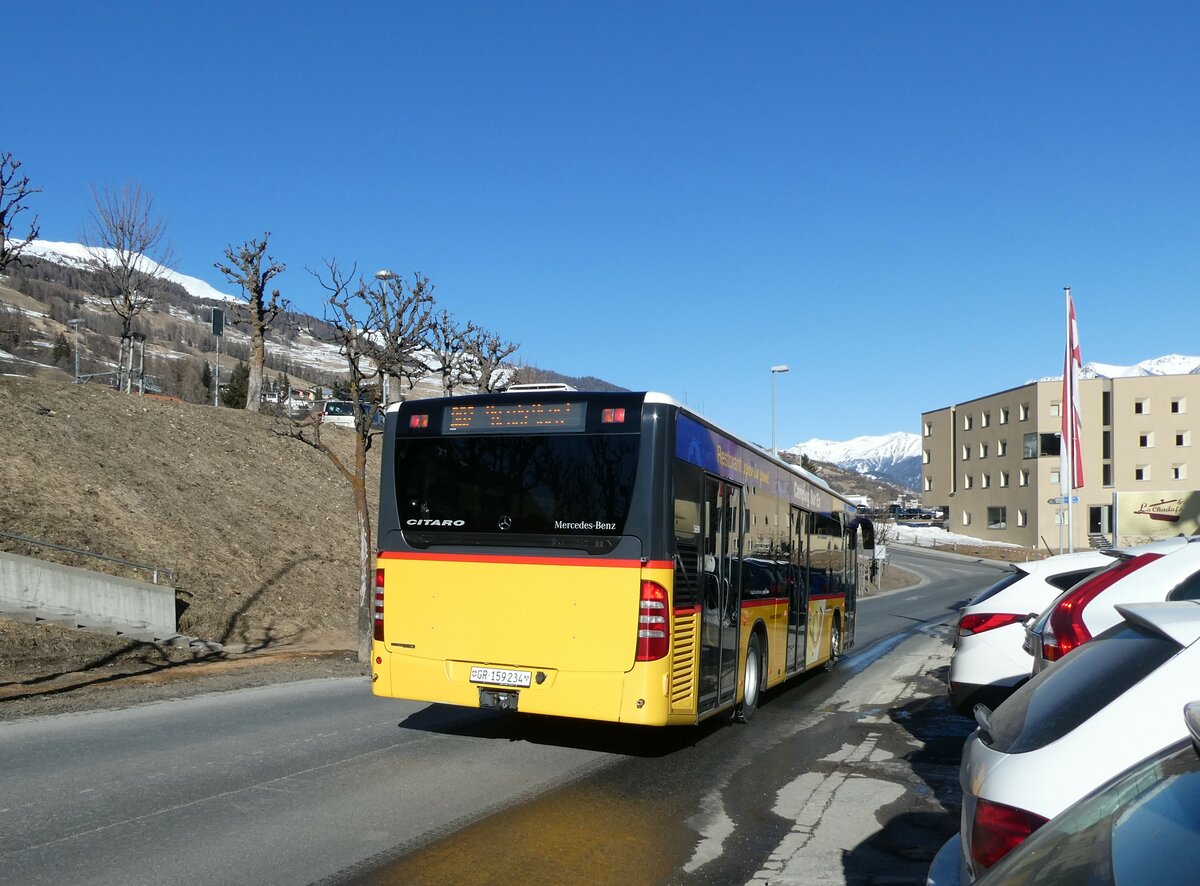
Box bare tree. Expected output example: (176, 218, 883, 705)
(214, 233, 287, 412)
(83, 182, 174, 392)
(423, 309, 475, 396)
(286, 259, 382, 662)
(463, 325, 520, 393)
(365, 270, 436, 402)
(0, 152, 41, 274)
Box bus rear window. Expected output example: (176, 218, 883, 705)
(395, 433, 639, 550)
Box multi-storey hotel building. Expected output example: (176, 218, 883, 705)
(921, 374, 1200, 550)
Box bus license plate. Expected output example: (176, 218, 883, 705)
(470, 666, 532, 688)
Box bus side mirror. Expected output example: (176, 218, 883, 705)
(703, 554, 717, 574)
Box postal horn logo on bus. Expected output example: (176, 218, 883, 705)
(406, 518, 466, 527)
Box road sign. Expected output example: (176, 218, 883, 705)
(1047, 496, 1080, 505)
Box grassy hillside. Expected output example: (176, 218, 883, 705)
(0, 376, 371, 651)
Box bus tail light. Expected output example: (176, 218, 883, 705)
(373, 567, 385, 642)
(602, 408, 626, 424)
(636, 580, 669, 661)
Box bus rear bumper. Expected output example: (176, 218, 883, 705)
(371, 643, 673, 725)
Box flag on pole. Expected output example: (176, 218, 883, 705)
(1062, 289, 1084, 489)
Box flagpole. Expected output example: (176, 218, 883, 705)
(1064, 287, 1074, 552)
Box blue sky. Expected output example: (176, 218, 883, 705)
(10, 2, 1200, 444)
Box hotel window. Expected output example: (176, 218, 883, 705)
(964, 414, 973, 431)
(997, 439, 1008, 457)
(999, 406, 1010, 424)
(962, 511, 972, 526)
(1024, 432, 1060, 458)
(979, 442, 989, 459)
(1102, 391, 1112, 425)
(923, 421, 932, 437)
(1050, 469, 1060, 485)
(1050, 401, 1061, 417)
(1173, 464, 1188, 481)
(1019, 402, 1030, 421)
(1178, 431, 1191, 447)
(1172, 398, 1186, 414)
(1017, 509, 1028, 527)
(1134, 399, 1148, 415)
(962, 445, 971, 461)
(922, 449, 930, 464)
(1019, 468, 1030, 486)
(1139, 432, 1154, 448)
(981, 411, 991, 428)
(1135, 465, 1150, 481)
(924, 476, 933, 492)
(987, 507, 1007, 530)
(999, 470, 1009, 488)
(963, 474, 974, 489)
(982, 473, 991, 488)
(1103, 464, 1113, 486)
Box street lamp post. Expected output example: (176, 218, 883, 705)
(67, 318, 85, 384)
(374, 268, 397, 406)
(771, 364, 790, 456)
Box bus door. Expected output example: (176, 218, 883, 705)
(786, 506, 809, 673)
(698, 476, 743, 713)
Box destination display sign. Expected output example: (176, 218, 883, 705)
(444, 401, 586, 434)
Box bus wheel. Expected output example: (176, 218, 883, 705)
(734, 633, 764, 723)
(824, 618, 842, 672)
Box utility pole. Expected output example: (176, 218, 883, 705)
(68, 318, 85, 384)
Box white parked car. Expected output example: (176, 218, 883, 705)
(951, 600, 1200, 882)
(972, 701, 1200, 885)
(1027, 536, 1200, 673)
(315, 400, 384, 430)
(948, 550, 1111, 714)
(932, 697, 1200, 886)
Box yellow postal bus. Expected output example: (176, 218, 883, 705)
(371, 390, 871, 726)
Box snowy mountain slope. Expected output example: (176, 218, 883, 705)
(11, 239, 238, 304)
(783, 432, 922, 490)
(1038, 354, 1200, 381)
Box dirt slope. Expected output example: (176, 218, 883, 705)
(0, 376, 374, 655)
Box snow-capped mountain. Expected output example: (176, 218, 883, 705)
(13, 239, 238, 304)
(1038, 354, 1200, 382)
(784, 432, 922, 490)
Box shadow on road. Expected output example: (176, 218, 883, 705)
(398, 702, 729, 757)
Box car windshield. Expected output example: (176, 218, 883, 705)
(983, 621, 1181, 754)
(967, 568, 1025, 607)
(979, 737, 1200, 885)
(323, 402, 355, 416)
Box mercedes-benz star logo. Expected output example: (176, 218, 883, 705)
(498, 516, 512, 531)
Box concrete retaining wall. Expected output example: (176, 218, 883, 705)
(0, 550, 176, 636)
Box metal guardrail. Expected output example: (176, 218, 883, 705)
(0, 530, 176, 585)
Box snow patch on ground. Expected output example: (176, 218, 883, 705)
(889, 523, 1022, 549)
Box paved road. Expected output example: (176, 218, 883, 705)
(0, 548, 1002, 886)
